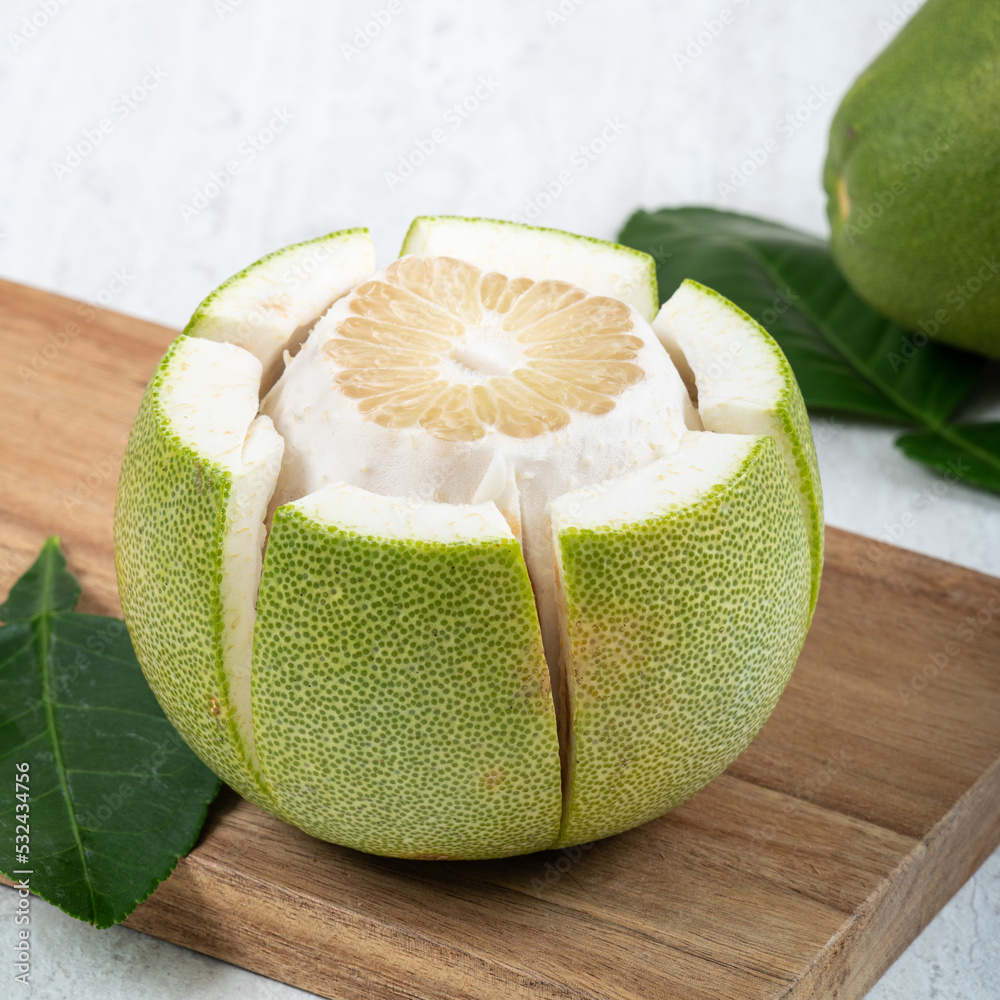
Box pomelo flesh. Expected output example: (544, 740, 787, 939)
(114, 218, 823, 859)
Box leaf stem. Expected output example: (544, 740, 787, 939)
(34, 549, 99, 920)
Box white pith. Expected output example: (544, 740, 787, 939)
(652, 281, 785, 431)
(402, 216, 660, 321)
(290, 483, 515, 543)
(550, 430, 759, 531)
(189, 229, 376, 389)
(159, 337, 283, 773)
(652, 280, 819, 570)
(164, 222, 804, 802)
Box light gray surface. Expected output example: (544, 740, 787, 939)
(1, 0, 997, 997)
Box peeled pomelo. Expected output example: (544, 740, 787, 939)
(824, 0, 1000, 356)
(114, 217, 822, 859)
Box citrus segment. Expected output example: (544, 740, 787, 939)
(251, 483, 562, 859)
(317, 257, 646, 442)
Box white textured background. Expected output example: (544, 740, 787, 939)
(1, 0, 998, 997)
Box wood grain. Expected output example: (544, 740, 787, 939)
(1, 276, 998, 1000)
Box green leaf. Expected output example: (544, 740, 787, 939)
(896, 424, 1000, 492)
(0, 538, 220, 928)
(618, 207, 984, 426)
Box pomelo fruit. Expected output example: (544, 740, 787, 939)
(114, 217, 822, 859)
(824, 0, 1000, 356)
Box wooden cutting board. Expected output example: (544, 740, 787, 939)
(1, 277, 998, 1000)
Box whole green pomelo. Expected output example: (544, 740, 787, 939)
(824, 0, 1000, 357)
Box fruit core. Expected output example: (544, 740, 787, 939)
(322, 256, 648, 442)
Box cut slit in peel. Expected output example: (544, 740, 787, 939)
(114, 218, 822, 859)
(551, 430, 809, 846)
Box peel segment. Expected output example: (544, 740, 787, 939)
(552, 432, 811, 847)
(251, 485, 563, 859)
(652, 279, 824, 615)
(184, 228, 375, 390)
(114, 336, 285, 813)
(401, 215, 660, 322)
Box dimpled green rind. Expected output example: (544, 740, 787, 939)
(400, 215, 660, 321)
(554, 435, 810, 848)
(114, 338, 283, 816)
(781, 367, 823, 613)
(824, 0, 1000, 355)
(251, 505, 563, 859)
